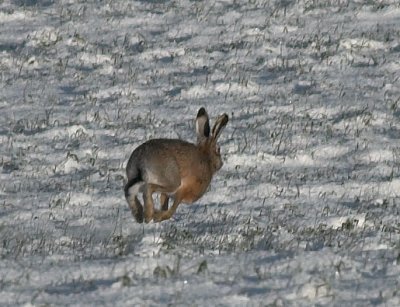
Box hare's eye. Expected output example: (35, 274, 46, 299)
(215, 146, 220, 155)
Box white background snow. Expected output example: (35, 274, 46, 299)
(1, 0, 400, 305)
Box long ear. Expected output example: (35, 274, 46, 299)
(196, 107, 210, 143)
(211, 113, 229, 143)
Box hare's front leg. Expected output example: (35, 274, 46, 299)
(146, 173, 180, 222)
(153, 194, 182, 222)
(144, 184, 176, 223)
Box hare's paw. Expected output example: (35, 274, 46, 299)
(153, 210, 162, 222)
(128, 201, 143, 223)
(153, 210, 168, 222)
(135, 211, 144, 223)
(144, 213, 153, 223)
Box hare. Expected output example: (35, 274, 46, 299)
(124, 107, 229, 223)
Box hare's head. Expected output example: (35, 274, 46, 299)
(196, 107, 229, 173)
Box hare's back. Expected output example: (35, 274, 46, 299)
(128, 138, 199, 168)
(140, 139, 198, 158)
(132, 138, 198, 174)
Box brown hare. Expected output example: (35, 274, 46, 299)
(124, 107, 229, 223)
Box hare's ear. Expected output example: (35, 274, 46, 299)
(196, 107, 210, 143)
(211, 113, 229, 143)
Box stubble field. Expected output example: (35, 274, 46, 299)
(1, 0, 400, 305)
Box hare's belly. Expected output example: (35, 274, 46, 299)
(177, 176, 210, 203)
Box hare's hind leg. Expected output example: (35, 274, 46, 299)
(143, 183, 157, 223)
(153, 194, 182, 222)
(160, 193, 169, 211)
(125, 181, 144, 223)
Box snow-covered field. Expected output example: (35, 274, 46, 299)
(1, 0, 400, 305)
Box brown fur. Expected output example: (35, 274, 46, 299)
(125, 108, 229, 223)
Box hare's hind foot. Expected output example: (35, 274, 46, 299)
(153, 210, 167, 222)
(128, 196, 144, 223)
(125, 178, 145, 223)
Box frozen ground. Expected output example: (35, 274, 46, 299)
(1, 0, 400, 305)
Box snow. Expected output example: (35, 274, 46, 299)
(1, 0, 400, 306)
